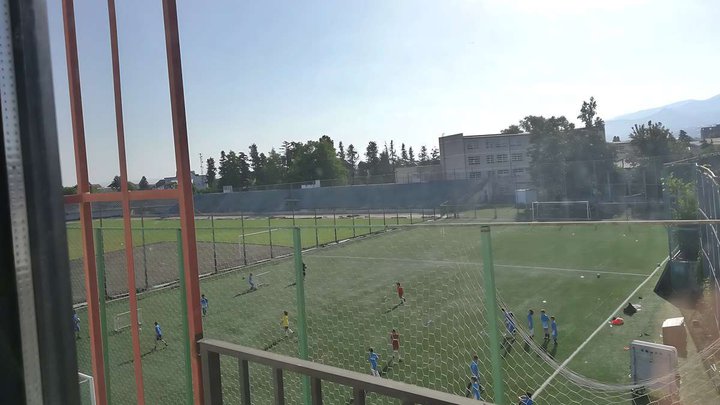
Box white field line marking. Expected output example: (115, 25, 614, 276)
(497, 263, 648, 277)
(255, 270, 271, 277)
(311, 255, 649, 277)
(532, 255, 670, 400)
(241, 228, 279, 238)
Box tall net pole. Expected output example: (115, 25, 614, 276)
(240, 212, 247, 265)
(176, 229, 193, 405)
(211, 215, 218, 273)
(293, 227, 311, 404)
(94, 229, 111, 405)
(140, 205, 148, 289)
(481, 225, 505, 404)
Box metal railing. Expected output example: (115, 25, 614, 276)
(199, 338, 488, 405)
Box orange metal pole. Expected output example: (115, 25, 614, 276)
(107, 0, 145, 403)
(162, 0, 205, 402)
(61, 1, 107, 403)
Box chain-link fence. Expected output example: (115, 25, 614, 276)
(66, 209, 437, 304)
(70, 216, 720, 404)
(697, 166, 720, 333)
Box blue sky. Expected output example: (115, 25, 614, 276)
(47, 0, 720, 186)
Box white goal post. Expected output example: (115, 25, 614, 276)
(113, 308, 143, 333)
(531, 201, 591, 221)
(78, 372, 96, 405)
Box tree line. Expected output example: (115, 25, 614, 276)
(203, 137, 440, 191)
(61, 138, 440, 195)
(504, 96, 700, 201)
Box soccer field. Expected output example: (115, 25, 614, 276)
(73, 222, 676, 404)
(65, 214, 419, 304)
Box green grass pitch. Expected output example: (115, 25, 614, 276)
(73, 222, 674, 404)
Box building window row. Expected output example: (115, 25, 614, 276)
(486, 140, 509, 148)
(468, 153, 525, 165)
(469, 171, 482, 179)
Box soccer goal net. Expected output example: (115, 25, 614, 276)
(532, 201, 590, 221)
(113, 308, 143, 333)
(78, 372, 96, 405)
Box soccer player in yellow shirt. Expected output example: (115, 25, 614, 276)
(281, 311, 293, 336)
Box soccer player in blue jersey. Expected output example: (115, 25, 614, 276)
(503, 309, 516, 335)
(73, 310, 81, 339)
(467, 355, 484, 397)
(153, 321, 168, 350)
(502, 308, 510, 323)
(551, 316, 558, 344)
(200, 294, 209, 317)
(470, 376, 481, 400)
(527, 309, 534, 338)
(470, 355, 480, 380)
(368, 348, 381, 377)
(540, 309, 550, 341)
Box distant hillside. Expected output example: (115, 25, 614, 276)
(605, 94, 720, 140)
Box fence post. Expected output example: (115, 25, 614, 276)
(480, 225, 505, 405)
(368, 208, 372, 234)
(352, 214, 356, 237)
(268, 216, 274, 259)
(211, 215, 218, 273)
(410, 211, 413, 224)
(94, 228, 111, 405)
(383, 209, 387, 231)
(293, 228, 311, 405)
(141, 205, 148, 290)
(240, 213, 248, 265)
(396, 209, 399, 225)
(333, 210, 338, 243)
(176, 229, 194, 405)
(314, 209, 319, 248)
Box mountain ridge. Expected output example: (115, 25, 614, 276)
(606, 94, 720, 139)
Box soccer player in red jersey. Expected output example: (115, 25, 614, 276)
(390, 328, 402, 361)
(396, 282, 406, 304)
